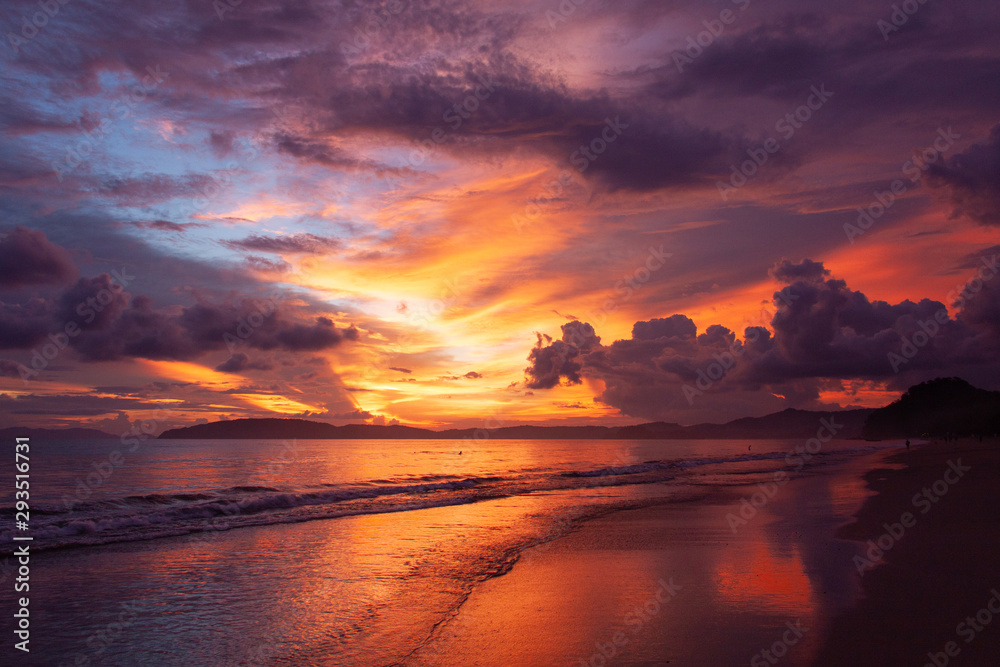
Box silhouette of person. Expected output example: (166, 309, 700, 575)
(905, 439, 910, 450)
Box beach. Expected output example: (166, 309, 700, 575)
(5, 436, 999, 665)
(403, 439, 1000, 666)
(814, 439, 1000, 666)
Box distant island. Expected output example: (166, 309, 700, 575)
(158, 407, 875, 440)
(157, 378, 999, 440)
(7, 378, 994, 441)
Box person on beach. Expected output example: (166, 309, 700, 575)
(905, 439, 910, 450)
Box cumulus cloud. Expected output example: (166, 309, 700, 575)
(0, 227, 78, 289)
(524, 321, 601, 389)
(523, 258, 1000, 421)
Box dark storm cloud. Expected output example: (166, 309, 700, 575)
(769, 258, 829, 283)
(525, 259, 1000, 420)
(927, 124, 1000, 226)
(57, 275, 130, 332)
(0, 227, 78, 289)
(180, 301, 353, 353)
(2, 272, 357, 361)
(524, 321, 601, 389)
(222, 233, 340, 255)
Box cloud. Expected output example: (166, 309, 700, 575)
(389, 366, 412, 373)
(0, 227, 78, 289)
(0, 359, 30, 378)
(439, 370, 485, 380)
(222, 233, 340, 255)
(0, 298, 55, 349)
(209, 130, 236, 157)
(134, 220, 206, 233)
(215, 353, 274, 373)
(523, 258, 1000, 421)
(524, 320, 601, 389)
(243, 256, 292, 273)
(326, 408, 375, 421)
(769, 258, 830, 284)
(928, 124, 1000, 226)
(2, 273, 358, 362)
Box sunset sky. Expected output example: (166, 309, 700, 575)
(2, 0, 999, 432)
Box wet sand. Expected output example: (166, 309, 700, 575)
(405, 451, 890, 666)
(404, 439, 1000, 666)
(813, 438, 1000, 666)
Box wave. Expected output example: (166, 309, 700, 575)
(0, 445, 883, 553)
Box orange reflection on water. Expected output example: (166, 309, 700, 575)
(715, 540, 815, 615)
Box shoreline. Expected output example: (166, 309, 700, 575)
(399, 438, 1000, 665)
(401, 446, 897, 665)
(813, 438, 1000, 665)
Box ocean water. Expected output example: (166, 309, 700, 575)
(1, 437, 897, 665)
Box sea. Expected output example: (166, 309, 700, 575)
(0, 436, 899, 666)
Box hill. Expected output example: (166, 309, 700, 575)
(158, 408, 873, 440)
(862, 377, 1000, 439)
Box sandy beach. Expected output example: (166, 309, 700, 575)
(403, 439, 1000, 666)
(813, 439, 1000, 666)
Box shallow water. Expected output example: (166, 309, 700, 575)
(0, 437, 899, 665)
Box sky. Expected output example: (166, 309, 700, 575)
(1, 0, 999, 433)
